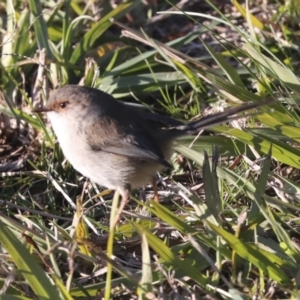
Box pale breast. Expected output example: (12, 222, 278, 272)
(47, 111, 168, 191)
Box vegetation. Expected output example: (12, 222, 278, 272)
(1, 0, 300, 299)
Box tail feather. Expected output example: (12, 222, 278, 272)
(174, 99, 273, 136)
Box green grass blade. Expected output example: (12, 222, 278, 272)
(133, 222, 207, 287)
(137, 233, 153, 299)
(212, 126, 300, 169)
(70, 1, 138, 64)
(28, 0, 53, 58)
(0, 220, 62, 299)
(202, 150, 222, 224)
(207, 222, 290, 283)
(202, 41, 245, 87)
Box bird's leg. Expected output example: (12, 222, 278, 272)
(151, 177, 163, 230)
(111, 185, 130, 228)
(152, 178, 159, 202)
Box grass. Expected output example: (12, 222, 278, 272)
(1, 0, 300, 299)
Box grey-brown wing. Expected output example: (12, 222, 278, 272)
(85, 117, 171, 168)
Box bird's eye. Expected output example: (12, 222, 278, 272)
(60, 101, 69, 109)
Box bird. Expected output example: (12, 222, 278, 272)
(32, 85, 271, 226)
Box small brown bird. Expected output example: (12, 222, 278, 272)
(33, 85, 270, 225)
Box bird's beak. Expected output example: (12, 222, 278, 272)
(32, 106, 52, 113)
